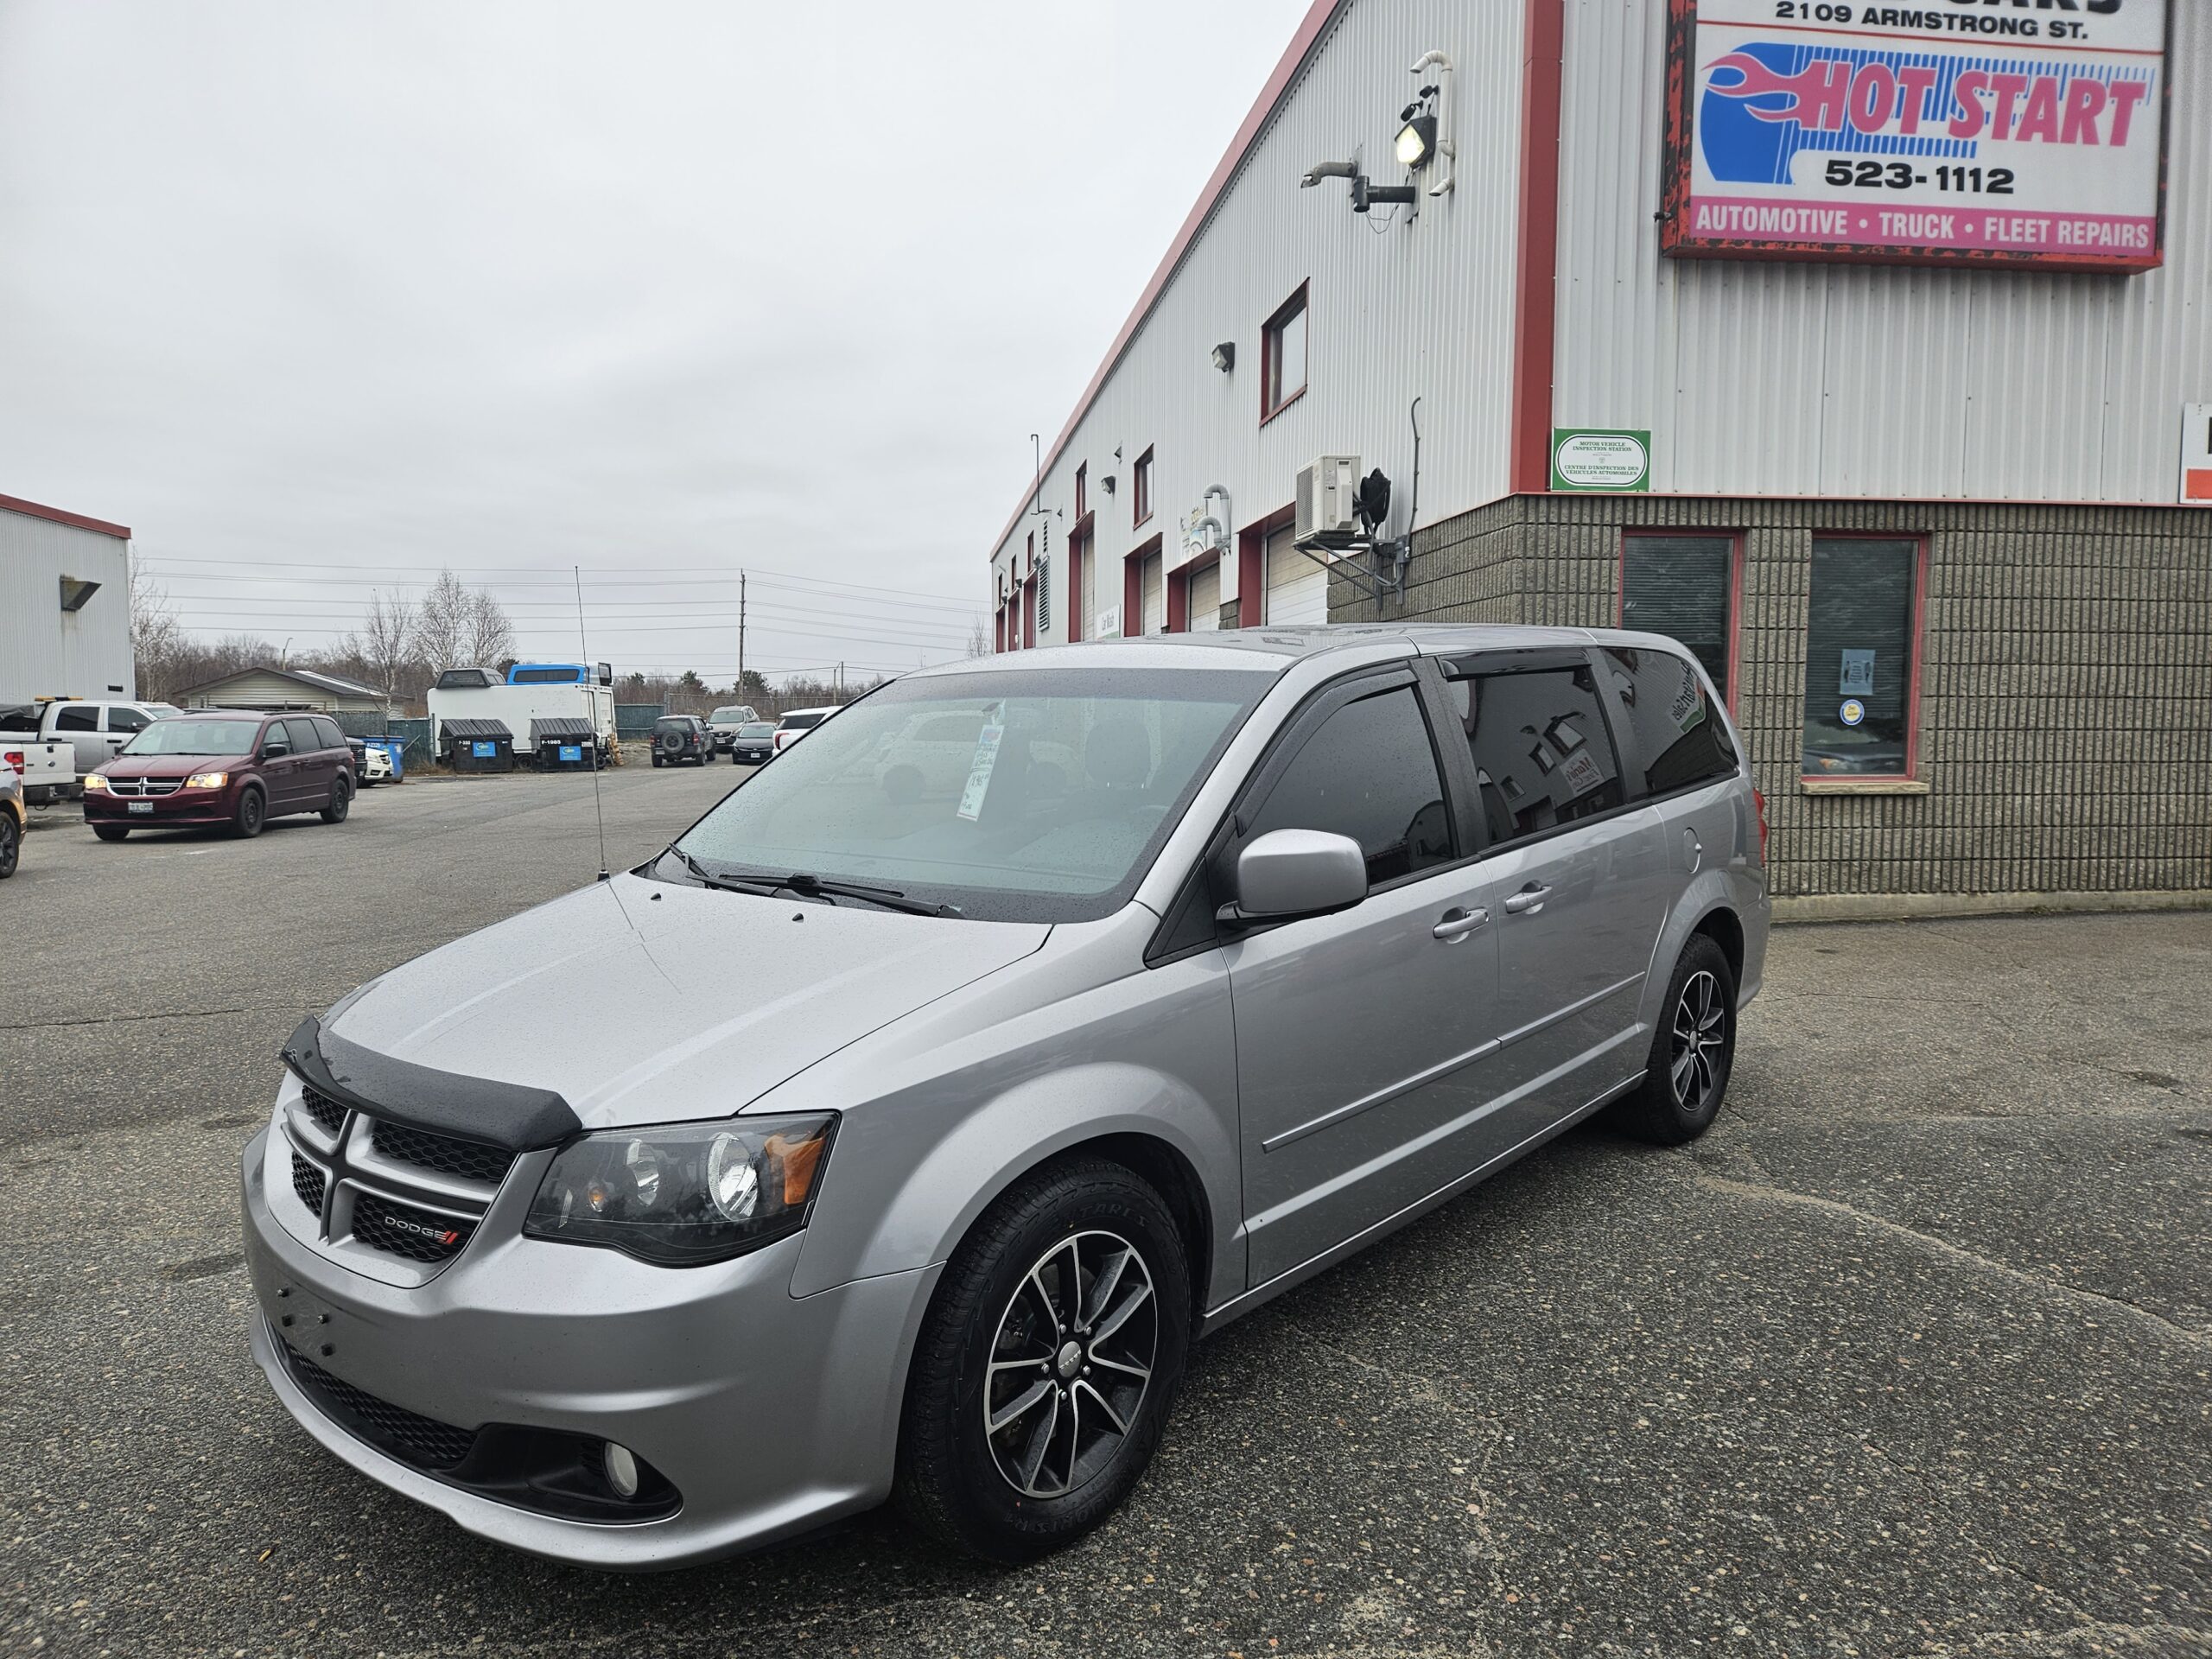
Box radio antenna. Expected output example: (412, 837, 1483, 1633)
(575, 565, 612, 881)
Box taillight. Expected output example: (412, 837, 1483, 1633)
(2, 751, 22, 772)
(1751, 787, 1769, 865)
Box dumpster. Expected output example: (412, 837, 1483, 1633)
(531, 716, 599, 771)
(359, 736, 406, 785)
(442, 717, 515, 772)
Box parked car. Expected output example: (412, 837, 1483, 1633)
(726, 720, 777, 766)
(86, 710, 356, 840)
(650, 715, 714, 767)
(771, 705, 836, 755)
(870, 707, 1075, 804)
(241, 628, 1767, 1571)
(706, 704, 761, 753)
(346, 737, 395, 786)
(0, 698, 180, 786)
(2, 739, 76, 806)
(0, 753, 22, 879)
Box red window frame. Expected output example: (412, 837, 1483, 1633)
(1260, 283, 1308, 425)
(1799, 532, 1929, 785)
(1615, 528, 1745, 715)
(1132, 447, 1154, 529)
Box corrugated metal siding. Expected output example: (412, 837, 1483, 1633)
(1554, 0, 2210, 503)
(990, 0, 1526, 638)
(0, 510, 134, 701)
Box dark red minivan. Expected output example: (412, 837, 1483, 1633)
(84, 710, 357, 841)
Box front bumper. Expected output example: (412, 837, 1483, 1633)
(241, 1127, 938, 1569)
(85, 785, 236, 827)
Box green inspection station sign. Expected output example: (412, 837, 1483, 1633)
(1550, 429, 1651, 493)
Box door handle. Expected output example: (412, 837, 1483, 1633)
(1503, 884, 1553, 915)
(1432, 906, 1487, 941)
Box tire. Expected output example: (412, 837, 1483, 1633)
(321, 774, 352, 823)
(1609, 932, 1737, 1145)
(896, 1157, 1191, 1563)
(652, 756, 665, 769)
(232, 786, 266, 839)
(92, 824, 129, 843)
(0, 813, 18, 876)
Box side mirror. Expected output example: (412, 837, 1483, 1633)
(262, 741, 289, 760)
(1226, 828, 1369, 922)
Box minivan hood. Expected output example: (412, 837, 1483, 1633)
(325, 872, 1050, 1131)
(104, 752, 251, 778)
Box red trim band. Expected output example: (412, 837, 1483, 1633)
(0, 493, 131, 540)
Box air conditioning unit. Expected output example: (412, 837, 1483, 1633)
(1294, 454, 1362, 550)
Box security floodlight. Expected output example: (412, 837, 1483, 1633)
(1395, 109, 1438, 169)
(1211, 341, 1236, 373)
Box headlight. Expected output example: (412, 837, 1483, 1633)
(183, 772, 229, 790)
(82, 773, 109, 792)
(524, 1114, 836, 1266)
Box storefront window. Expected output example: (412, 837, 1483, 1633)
(1622, 533, 1733, 701)
(1802, 537, 1919, 779)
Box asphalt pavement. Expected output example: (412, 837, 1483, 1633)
(3, 764, 2207, 1658)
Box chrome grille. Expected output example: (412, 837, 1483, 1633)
(106, 777, 182, 798)
(351, 1191, 473, 1262)
(279, 1078, 507, 1276)
(371, 1121, 514, 1186)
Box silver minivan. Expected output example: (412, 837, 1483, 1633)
(243, 627, 1768, 1567)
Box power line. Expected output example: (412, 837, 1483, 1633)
(139, 556, 979, 609)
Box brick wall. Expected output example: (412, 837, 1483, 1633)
(1332, 495, 2212, 899)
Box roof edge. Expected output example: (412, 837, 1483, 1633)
(988, 0, 1346, 564)
(0, 492, 132, 540)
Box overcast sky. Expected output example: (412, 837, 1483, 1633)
(0, 0, 1308, 683)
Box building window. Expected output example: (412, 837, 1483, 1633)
(1074, 465, 1087, 521)
(1262, 285, 1307, 422)
(1802, 537, 1923, 779)
(1132, 447, 1153, 528)
(1621, 532, 1737, 705)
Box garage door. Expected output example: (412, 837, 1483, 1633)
(1187, 559, 1220, 632)
(1141, 550, 1165, 634)
(1264, 525, 1327, 626)
(1080, 539, 1100, 641)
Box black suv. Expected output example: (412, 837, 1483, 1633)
(650, 715, 714, 768)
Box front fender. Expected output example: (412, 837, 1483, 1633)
(780, 923, 1243, 1306)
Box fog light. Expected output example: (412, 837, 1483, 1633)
(604, 1441, 641, 1499)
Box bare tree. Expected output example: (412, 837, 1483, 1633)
(465, 587, 515, 670)
(416, 569, 472, 670)
(966, 617, 991, 658)
(342, 588, 418, 695)
(129, 559, 185, 695)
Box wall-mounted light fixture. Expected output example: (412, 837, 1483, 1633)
(1102, 474, 1116, 496)
(58, 576, 100, 612)
(1211, 341, 1236, 373)
(1395, 103, 1438, 169)
(1302, 49, 1455, 221)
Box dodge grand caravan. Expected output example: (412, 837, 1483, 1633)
(243, 627, 1768, 1567)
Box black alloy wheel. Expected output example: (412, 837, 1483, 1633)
(897, 1156, 1191, 1562)
(1611, 932, 1738, 1145)
(321, 774, 353, 824)
(0, 813, 17, 877)
(232, 786, 266, 839)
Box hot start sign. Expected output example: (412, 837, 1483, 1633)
(1661, 0, 2171, 271)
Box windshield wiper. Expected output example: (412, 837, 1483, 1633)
(664, 851, 960, 918)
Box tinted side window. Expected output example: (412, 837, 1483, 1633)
(105, 707, 150, 733)
(54, 705, 98, 731)
(1599, 647, 1737, 798)
(1446, 665, 1625, 846)
(282, 718, 321, 753)
(313, 717, 347, 751)
(1247, 685, 1452, 886)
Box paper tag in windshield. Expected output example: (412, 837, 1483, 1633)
(956, 723, 1005, 822)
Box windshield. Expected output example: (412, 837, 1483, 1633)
(709, 708, 753, 724)
(737, 722, 775, 738)
(121, 720, 257, 757)
(669, 666, 1273, 923)
(654, 718, 690, 734)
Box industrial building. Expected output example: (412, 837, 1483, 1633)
(987, 0, 2209, 906)
(1, 492, 136, 703)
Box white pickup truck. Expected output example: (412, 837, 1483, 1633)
(0, 698, 179, 792)
(0, 739, 77, 807)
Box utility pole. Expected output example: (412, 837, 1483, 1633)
(737, 570, 746, 696)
